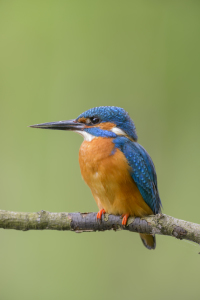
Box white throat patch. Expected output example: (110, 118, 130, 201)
(76, 127, 127, 142)
(76, 131, 96, 142)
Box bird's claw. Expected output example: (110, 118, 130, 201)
(121, 214, 130, 226)
(96, 209, 106, 221)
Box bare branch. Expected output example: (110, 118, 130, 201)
(0, 210, 200, 245)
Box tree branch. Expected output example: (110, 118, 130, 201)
(0, 209, 200, 245)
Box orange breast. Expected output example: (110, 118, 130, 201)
(79, 137, 153, 217)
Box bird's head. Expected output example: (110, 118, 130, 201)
(30, 106, 138, 141)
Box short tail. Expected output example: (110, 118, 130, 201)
(139, 233, 156, 250)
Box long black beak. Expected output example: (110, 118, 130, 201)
(29, 119, 84, 131)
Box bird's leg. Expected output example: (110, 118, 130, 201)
(96, 209, 106, 221)
(121, 214, 130, 226)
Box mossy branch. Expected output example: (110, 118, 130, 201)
(0, 210, 200, 245)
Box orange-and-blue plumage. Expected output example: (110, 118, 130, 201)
(31, 106, 162, 250)
(77, 106, 162, 249)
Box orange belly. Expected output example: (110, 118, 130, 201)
(79, 137, 153, 217)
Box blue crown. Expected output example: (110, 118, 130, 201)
(77, 106, 138, 141)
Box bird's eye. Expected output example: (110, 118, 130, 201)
(90, 117, 100, 125)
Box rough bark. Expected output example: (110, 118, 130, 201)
(0, 210, 200, 245)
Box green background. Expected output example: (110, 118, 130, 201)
(0, 1, 200, 299)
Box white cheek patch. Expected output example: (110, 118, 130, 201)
(76, 131, 96, 142)
(111, 127, 126, 136)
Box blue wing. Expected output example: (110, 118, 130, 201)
(113, 137, 162, 214)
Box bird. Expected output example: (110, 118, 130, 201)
(30, 106, 162, 250)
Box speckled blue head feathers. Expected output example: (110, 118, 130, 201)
(77, 106, 138, 141)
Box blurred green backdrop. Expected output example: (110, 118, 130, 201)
(0, 1, 200, 299)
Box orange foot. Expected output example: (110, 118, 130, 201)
(97, 209, 106, 221)
(121, 214, 130, 226)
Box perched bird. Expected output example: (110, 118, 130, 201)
(30, 106, 162, 250)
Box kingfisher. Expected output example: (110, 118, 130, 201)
(30, 106, 162, 250)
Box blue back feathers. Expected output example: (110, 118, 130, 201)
(114, 136, 161, 214)
(77, 106, 138, 141)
